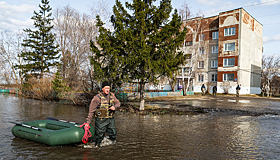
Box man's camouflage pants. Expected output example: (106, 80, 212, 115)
(94, 117, 117, 145)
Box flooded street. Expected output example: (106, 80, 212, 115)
(1, 94, 280, 159)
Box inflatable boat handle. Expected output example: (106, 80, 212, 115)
(11, 122, 42, 131)
(46, 117, 79, 124)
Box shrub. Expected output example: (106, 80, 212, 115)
(22, 76, 55, 100)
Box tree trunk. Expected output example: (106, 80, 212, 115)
(186, 78, 190, 93)
(183, 81, 186, 96)
(139, 82, 145, 111)
(267, 80, 270, 97)
(186, 68, 192, 94)
(169, 79, 176, 92)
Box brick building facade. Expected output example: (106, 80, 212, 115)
(177, 8, 263, 94)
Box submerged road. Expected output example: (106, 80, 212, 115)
(1, 94, 280, 159)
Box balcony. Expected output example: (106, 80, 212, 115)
(177, 71, 194, 79)
(209, 39, 218, 46)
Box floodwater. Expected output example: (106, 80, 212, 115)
(1, 94, 280, 159)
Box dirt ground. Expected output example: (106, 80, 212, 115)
(121, 94, 280, 116)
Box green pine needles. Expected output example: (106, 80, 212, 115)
(52, 71, 71, 94)
(17, 0, 60, 79)
(90, 0, 187, 110)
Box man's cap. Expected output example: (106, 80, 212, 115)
(101, 81, 110, 88)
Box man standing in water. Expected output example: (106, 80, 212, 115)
(85, 81, 121, 147)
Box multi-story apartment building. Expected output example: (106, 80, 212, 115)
(177, 8, 263, 94)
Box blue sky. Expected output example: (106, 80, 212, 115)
(0, 0, 279, 56)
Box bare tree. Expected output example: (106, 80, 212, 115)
(178, 4, 210, 95)
(53, 6, 98, 90)
(271, 75, 280, 94)
(90, 0, 113, 30)
(181, 16, 209, 94)
(0, 31, 25, 86)
(168, 72, 179, 92)
(262, 55, 280, 96)
(179, 2, 192, 21)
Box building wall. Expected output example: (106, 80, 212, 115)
(217, 9, 239, 93)
(239, 9, 263, 94)
(182, 16, 220, 92)
(178, 8, 262, 94)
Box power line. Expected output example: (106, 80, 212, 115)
(258, 12, 280, 17)
(243, 0, 280, 7)
(203, 0, 280, 15)
(263, 23, 280, 25)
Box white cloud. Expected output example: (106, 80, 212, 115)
(0, 1, 37, 33)
(263, 34, 280, 43)
(260, 0, 280, 5)
(201, 1, 237, 17)
(196, 0, 217, 6)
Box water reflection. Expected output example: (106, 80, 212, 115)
(238, 100, 250, 103)
(227, 99, 251, 103)
(228, 99, 237, 102)
(1, 94, 280, 159)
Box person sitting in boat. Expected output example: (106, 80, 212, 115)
(85, 80, 121, 147)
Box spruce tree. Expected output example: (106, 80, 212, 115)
(17, 0, 60, 79)
(91, 0, 187, 110)
(52, 71, 70, 94)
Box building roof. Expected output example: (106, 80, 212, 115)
(183, 7, 262, 26)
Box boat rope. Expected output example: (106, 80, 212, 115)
(79, 123, 92, 144)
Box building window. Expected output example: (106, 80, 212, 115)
(212, 74, 217, 82)
(224, 27, 236, 36)
(198, 61, 204, 68)
(186, 41, 193, 46)
(199, 47, 204, 55)
(211, 60, 218, 68)
(224, 43, 235, 51)
(184, 67, 191, 72)
(212, 31, 219, 39)
(212, 45, 218, 53)
(199, 34, 205, 41)
(223, 73, 234, 81)
(223, 58, 235, 67)
(198, 75, 204, 82)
